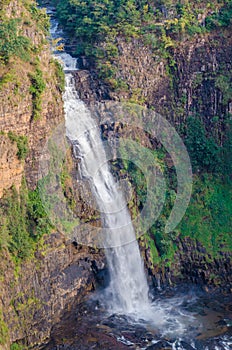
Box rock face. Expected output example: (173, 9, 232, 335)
(143, 237, 232, 292)
(0, 232, 105, 348)
(0, 135, 24, 196)
(172, 31, 232, 133)
(0, 0, 231, 348)
(74, 31, 232, 140)
(0, 1, 104, 349)
(0, 1, 63, 196)
(92, 118, 232, 292)
(0, 57, 63, 194)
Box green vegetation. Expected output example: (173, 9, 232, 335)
(0, 1, 50, 64)
(8, 132, 29, 160)
(0, 72, 17, 90)
(0, 180, 53, 261)
(0, 0, 53, 125)
(0, 310, 8, 345)
(119, 133, 231, 264)
(178, 175, 232, 254)
(52, 58, 65, 92)
(52, 0, 232, 92)
(185, 117, 221, 173)
(24, 1, 50, 35)
(10, 343, 25, 350)
(206, 0, 232, 29)
(131, 163, 232, 264)
(29, 67, 46, 120)
(0, 18, 31, 64)
(53, 0, 232, 57)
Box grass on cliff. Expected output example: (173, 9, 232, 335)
(142, 174, 232, 268)
(0, 310, 8, 345)
(178, 175, 232, 254)
(0, 0, 62, 122)
(8, 132, 29, 160)
(0, 180, 53, 261)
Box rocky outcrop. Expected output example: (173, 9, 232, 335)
(0, 135, 24, 196)
(172, 30, 232, 134)
(74, 31, 232, 140)
(98, 120, 232, 292)
(0, 232, 105, 348)
(144, 237, 232, 293)
(0, 0, 63, 195)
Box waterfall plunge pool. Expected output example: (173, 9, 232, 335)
(40, 286, 232, 350)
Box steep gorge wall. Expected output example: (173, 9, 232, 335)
(72, 26, 232, 290)
(0, 233, 104, 349)
(0, 0, 63, 195)
(75, 30, 232, 136)
(0, 1, 104, 348)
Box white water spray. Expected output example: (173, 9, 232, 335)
(63, 65, 150, 314)
(50, 16, 150, 313)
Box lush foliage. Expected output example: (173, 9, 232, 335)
(0, 19, 31, 63)
(52, 0, 232, 97)
(29, 67, 46, 120)
(144, 175, 232, 266)
(10, 344, 25, 350)
(8, 132, 29, 160)
(178, 175, 232, 253)
(206, 0, 232, 29)
(118, 133, 231, 263)
(53, 0, 232, 57)
(185, 117, 221, 173)
(52, 58, 65, 92)
(0, 310, 8, 345)
(0, 181, 53, 260)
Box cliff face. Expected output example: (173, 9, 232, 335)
(98, 118, 231, 292)
(75, 30, 232, 137)
(0, 1, 103, 348)
(72, 24, 232, 290)
(0, 0, 231, 347)
(0, 233, 104, 349)
(0, 0, 63, 196)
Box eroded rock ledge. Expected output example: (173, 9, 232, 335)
(0, 232, 105, 348)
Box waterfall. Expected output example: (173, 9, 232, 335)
(50, 19, 150, 314)
(63, 67, 150, 315)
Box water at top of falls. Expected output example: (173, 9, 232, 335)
(49, 13, 150, 316)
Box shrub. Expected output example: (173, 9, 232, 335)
(0, 181, 52, 261)
(29, 68, 46, 120)
(0, 311, 8, 345)
(53, 59, 65, 92)
(185, 117, 221, 173)
(0, 19, 31, 63)
(8, 132, 28, 160)
(10, 343, 25, 350)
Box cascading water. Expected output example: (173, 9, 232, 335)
(63, 59, 150, 315)
(49, 15, 150, 315)
(39, 9, 232, 350)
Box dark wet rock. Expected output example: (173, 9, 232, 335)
(73, 70, 110, 104)
(146, 340, 172, 349)
(178, 341, 196, 349)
